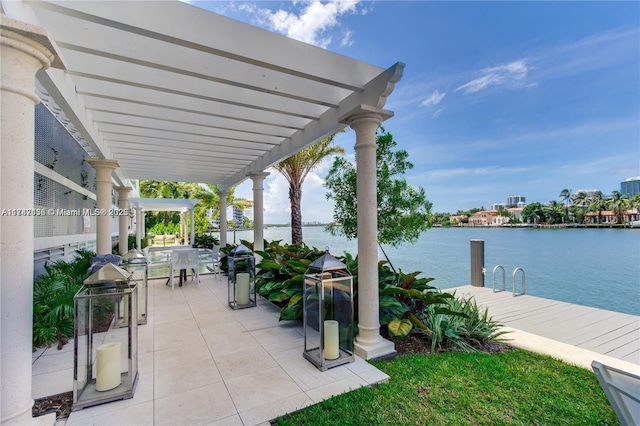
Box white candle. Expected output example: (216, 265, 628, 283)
(122, 294, 129, 324)
(236, 273, 251, 305)
(324, 320, 340, 360)
(137, 282, 145, 322)
(95, 342, 121, 391)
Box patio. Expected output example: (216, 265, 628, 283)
(32, 273, 389, 425)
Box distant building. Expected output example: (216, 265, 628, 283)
(621, 177, 640, 197)
(507, 195, 525, 207)
(468, 210, 510, 227)
(209, 206, 246, 227)
(575, 189, 598, 198)
(491, 203, 507, 210)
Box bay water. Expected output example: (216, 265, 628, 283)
(221, 226, 640, 316)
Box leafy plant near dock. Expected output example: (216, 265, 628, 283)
(33, 249, 95, 349)
(417, 294, 509, 352)
(378, 262, 456, 339)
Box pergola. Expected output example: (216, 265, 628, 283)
(0, 1, 404, 423)
(128, 198, 200, 248)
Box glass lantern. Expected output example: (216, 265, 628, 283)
(303, 250, 354, 371)
(73, 263, 139, 411)
(121, 249, 148, 325)
(227, 244, 256, 309)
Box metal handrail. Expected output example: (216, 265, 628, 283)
(492, 265, 506, 293)
(512, 267, 526, 297)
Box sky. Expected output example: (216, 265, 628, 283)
(190, 1, 639, 223)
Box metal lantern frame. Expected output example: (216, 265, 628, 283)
(303, 250, 355, 371)
(227, 244, 257, 309)
(121, 249, 149, 326)
(73, 263, 139, 411)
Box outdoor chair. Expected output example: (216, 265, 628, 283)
(207, 244, 221, 281)
(591, 360, 640, 426)
(170, 248, 199, 290)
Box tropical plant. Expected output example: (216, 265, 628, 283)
(609, 190, 629, 224)
(255, 240, 331, 321)
(378, 262, 456, 338)
(192, 233, 220, 249)
(255, 240, 459, 339)
(273, 134, 344, 244)
(588, 190, 608, 225)
(33, 249, 95, 349)
(559, 188, 573, 223)
(417, 295, 508, 352)
(325, 128, 432, 247)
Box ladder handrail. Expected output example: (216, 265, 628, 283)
(512, 267, 526, 297)
(492, 265, 506, 293)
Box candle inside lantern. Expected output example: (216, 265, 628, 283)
(137, 282, 145, 322)
(236, 273, 250, 305)
(324, 320, 340, 360)
(95, 342, 121, 391)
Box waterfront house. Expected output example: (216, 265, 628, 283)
(468, 210, 510, 227)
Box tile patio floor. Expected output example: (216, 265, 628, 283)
(32, 274, 388, 425)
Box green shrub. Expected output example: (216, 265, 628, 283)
(255, 240, 458, 337)
(255, 240, 328, 321)
(33, 249, 95, 350)
(417, 294, 508, 352)
(192, 233, 219, 249)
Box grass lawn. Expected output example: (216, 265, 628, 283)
(275, 350, 617, 425)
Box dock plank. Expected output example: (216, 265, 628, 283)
(444, 285, 640, 366)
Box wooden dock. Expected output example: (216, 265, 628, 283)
(443, 286, 639, 367)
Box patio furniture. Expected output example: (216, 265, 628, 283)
(170, 248, 199, 290)
(206, 244, 221, 281)
(591, 360, 640, 426)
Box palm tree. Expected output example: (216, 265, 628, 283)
(559, 188, 572, 224)
(191, 184, 252, 228)
(139, 180, 196, 226)
(571, 191, 589, 223)
(274, 133, 344, 244)
(609, 190, 629, 224)
(588, 191, 608, 226)
(546, 200, 565, 225)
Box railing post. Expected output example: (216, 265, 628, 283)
(470, 239, 485, 287)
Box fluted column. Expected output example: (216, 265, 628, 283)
(116, 186, 132, 255)
(250, 172, 269, 251)
(1, 16, 62, 425)
(218, 190, 228, 247)
(88, 158, 119, 255)
(340, 105, 395, 360)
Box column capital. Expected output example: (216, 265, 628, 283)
(249, 171, 270, 189)
(1, 15, 65, 67)
(339, 104, 394, 127)
(87, 158, 119, 181)
(115, 186, 133, 197)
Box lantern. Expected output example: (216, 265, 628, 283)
(227, 244, 256, 309)
(121, 249, 148, 325)
(73, 263, 138, 410)
(303, 250, 354, 371)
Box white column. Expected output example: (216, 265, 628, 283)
(218, 190, 228, 247)
(88, 158, 119, 255)
(190, 207, 195, 247)
(1, 16, 62, 425)
(250, 172, 269, 251)
(340, 105, 395, 360)
(135, 207, 142, 250)
(116, 186, 132, 255)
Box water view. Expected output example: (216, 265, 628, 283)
(220, 226, 640, 316)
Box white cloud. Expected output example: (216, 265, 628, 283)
(456, 60, 530, 94)
(427, 166, 531, 179)
(420, 90, 445, 107)
(259, 1, 360, 48)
